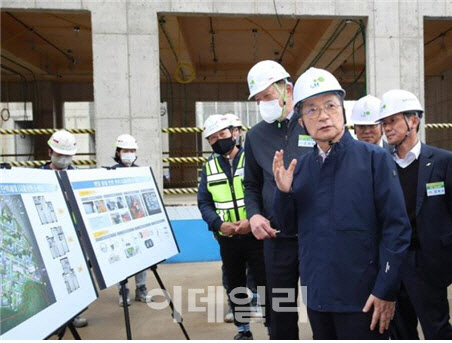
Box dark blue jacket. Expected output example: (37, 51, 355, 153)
(273, 130, 411, 312)
(244, 113, 310, 237)
(197, 148, 244, 232)
(413, 144, 452, 287)
(40, 162, 76, 170)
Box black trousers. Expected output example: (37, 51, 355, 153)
(390, 250, 452, 340)
(307, 308, 389, 340)
(217, 234, 266, 328)
(264, 237, 299, 340)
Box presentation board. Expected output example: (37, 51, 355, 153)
(61, 167, 180, 289)
(0, 168, 97, 340)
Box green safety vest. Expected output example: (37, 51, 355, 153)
(205, 151, 247, 225)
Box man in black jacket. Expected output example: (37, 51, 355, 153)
(378, 89, 452, 339)
(244, 60, 311, 339)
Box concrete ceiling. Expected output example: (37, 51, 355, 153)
(1, 10, 451, 87)
(158, 15, 366, 86)
(1, 10, 92, 82)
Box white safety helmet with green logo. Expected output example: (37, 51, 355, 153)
(203, 114, 232, 138)
(247, 60, 290, 100)
(293, 67, 346, 106)
(47, 130, 77, 155)
(351, 95, 381, 125)
(115, 134, 138, 149)
(378, 89, 424, 121)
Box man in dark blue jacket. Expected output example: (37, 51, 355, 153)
(378, 89, 452, 340)
(244, 60, 311, 339)
(272, 68, 411, 339)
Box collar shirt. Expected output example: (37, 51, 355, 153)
(317, 146, 332, 163)
(394, 140, 421, 169)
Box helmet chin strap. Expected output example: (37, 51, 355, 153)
(394, 115, 412, 152)
(273, 82, 288, 122)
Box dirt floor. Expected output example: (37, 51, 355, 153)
(54, 261, 452, 340)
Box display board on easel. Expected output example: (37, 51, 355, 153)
(0, 168, 98, 340)
(61, 167, 180, 289)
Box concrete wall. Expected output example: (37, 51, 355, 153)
(4, 0, 452, 188)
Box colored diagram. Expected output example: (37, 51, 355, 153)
(0, 195, 56, 335)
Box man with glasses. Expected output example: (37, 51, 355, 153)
(272, 67, 411, 339)
(351, 95, 390, 149)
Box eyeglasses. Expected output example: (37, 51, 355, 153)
(302, 103, 342, 118)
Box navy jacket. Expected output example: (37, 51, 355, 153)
(273, 130, 411, 312)
(413, 144, 452, 287)
(197, 148, 244, 232)
(244, 113, 310, 237)
(40, 162, 76, 170)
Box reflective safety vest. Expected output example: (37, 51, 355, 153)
(205, 152, 247, 224)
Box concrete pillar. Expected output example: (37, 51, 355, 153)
(33, 81, 55, 160)
(366, 1, 425, 141)
(87, 1, 163, 189)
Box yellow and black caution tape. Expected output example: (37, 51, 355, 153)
(162, 127, 203, 133)
(0, 128, 95, 135)
(2, 159, 96, 168)
(163, 187, 198, 195)
(73, 159, 97, 166)
(425, 123, 452, 129)
(163, 157, 207, 163)
(2, 160, 48, 167)
(162, 126, 251, 134)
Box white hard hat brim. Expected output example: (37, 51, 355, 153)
(296, 89, 346, 106)
(352, 121, 380, 125)
(248, 78, 288, 100)
(51, 146, 77, 156)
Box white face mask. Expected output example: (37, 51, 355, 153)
(121, 153, 136, 167)
(259, 99, 284, 124)
(51, 154, 72, 170)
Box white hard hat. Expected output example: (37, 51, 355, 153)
(47, 130, 77, 155)
(247, 60, 290, 100)
(115, 134, 138, 149)
(224, 113, 242, 128)
(378, 89, 424, 121)
(351, 95, 381, 125)
(203, 114, 231, 138)
(293, 67, 346, 106)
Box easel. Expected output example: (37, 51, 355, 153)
(47, 313, 84, 340)
(119, 264, 190, 340)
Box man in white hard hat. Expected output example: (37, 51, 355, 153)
(245, 60, 312, 339)
(42, 129, 77, 170)
(272, 68, 411, 339)
(377, 89, 452, 340)
(214, 113, 261, 324)
(351, 95, 389, 149)
(41, 130, 88, 329)
(109, 134, 148, 307)
(197, 114, 266, 340)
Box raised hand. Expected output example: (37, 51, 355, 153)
(272, 149, 297, 193)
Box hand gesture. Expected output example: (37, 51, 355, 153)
(250, 214, 277, 240)
(363, 294, 395, 334)
(219, 222, 238, 236)
(234, 219, 251, 235)
(272, 149, 297, 193)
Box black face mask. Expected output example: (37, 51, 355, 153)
(212, 137, 236, 156)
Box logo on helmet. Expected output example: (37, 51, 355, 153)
(310, 76, 325, 89)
